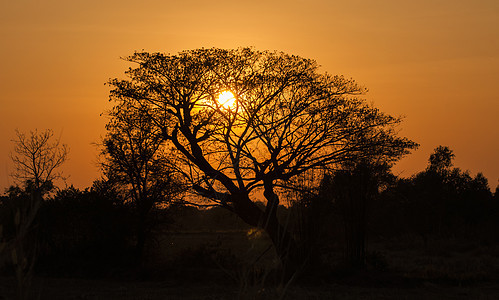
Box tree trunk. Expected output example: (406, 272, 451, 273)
(231, 192, 301, 276)
(263, 213, 302, 278)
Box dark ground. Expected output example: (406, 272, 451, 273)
(2, 230, 499, 299)
(1, 275, 499, 299)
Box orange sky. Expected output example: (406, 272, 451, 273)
(1, 0, 498, 191)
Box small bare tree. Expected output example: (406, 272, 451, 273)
(7, 129, 68, 299)
(11, 129, 68, 192)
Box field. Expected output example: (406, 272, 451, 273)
(2, 229, 499, 299)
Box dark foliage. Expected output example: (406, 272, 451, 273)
(288, 161, 393, 270)
(100, 98, 184, 261)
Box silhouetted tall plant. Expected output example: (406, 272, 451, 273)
(323, 161, 387, 269)
(288, 174, 336, 267)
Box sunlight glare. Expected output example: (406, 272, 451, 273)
(217, 91, 236, 109)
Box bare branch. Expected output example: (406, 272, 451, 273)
(10, 129, 69, 188)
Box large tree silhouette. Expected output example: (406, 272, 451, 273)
(108, 48, 417, 270)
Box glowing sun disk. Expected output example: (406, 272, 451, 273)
(218, 91, 236, 109)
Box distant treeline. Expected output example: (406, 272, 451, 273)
(0, 148, 498, 277)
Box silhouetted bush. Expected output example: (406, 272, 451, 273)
(36, 184, 136, 276)
(370, 147, 497, 241)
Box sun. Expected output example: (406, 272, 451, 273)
(217, 91, 236, 109)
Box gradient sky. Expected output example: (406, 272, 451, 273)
(1, 0, 498, 191)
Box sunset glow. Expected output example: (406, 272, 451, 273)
(0, 0, 498, 190)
